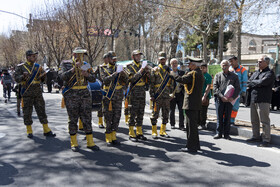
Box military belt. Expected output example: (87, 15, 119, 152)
(155, 83, 170, 88)
(72, 86, 87, 89)
(135, 82, 145, 86)
(104, 85, 123, 90)
(32, 81, 41, 84)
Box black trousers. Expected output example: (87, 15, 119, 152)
(215, 99, 233, 137)
(170, 93, 184, 128)
(3, 83, 12, 99)
(47, 82, 52, 93)
(198, 101, 209, 126)
(185, 110, 200, 151)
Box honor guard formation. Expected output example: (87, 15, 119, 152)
(2, 48, 275, 154)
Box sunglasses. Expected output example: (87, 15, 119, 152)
(257, 61, 263, 63)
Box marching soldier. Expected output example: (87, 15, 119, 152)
(60, 47, 99, 152)
(100, 51, 128, 146)
(94, 53, 110, 129)
(125, 50, 150, 142)
(14, 50, 56, 138)
(170, 56, 204, 153)
(150, 52, 174, 139)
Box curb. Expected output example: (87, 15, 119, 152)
(206, 121, 280, 146)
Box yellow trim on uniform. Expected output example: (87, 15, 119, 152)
(158, 64, 166, 73)
(135, 82, 145, 86)
(102, 66, 111, 76)
(72, 86, 87, 89)
(23, 64, 31, 74)
(184, 71, 196, 95)
(103, 85, 123, 90)
(133, 61, 141, 68)
(32, 80, 40, 84)
(155, 84, 161, 88)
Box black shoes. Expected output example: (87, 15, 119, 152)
(224, 136, 232, 140)
(213, 134, 222, 139)
(181, 147, 198, 153)
(71, 146, 79, 152)
(137, 135, 147, 141)
(44, 131, 56, 137)
(171, 125, 175, 129)
(87, 145, 100, 151)
(112, 140, 121, 145)
(98, 124, 105, 129)
(179, 127, 186, 131)
(129, 136, 138, 142)
(258, 142, 270, 147)
(27, 133, 33, 139)
(198, 125, 207, 130)
(246, 138, 261, 142)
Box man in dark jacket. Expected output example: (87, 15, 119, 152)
(169, 58, 185, 130)
(246, 55, 275, 147)
(1, 69, 14, 103)
(213, 60, 240, 140)
(170, 56, 204, 153)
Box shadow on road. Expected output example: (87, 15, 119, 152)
(199, 149, 270, 167)
(0, 162, 18, 185)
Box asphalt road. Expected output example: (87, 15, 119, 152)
(1, 85, 280, 186)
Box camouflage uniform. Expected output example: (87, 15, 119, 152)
(60, 60, 96, 136)
(126, 61, 150, 140)
(14, 60, 55, 138)
(150, 65, 173, 138)
(94, 63, 107, 128)
(100, 64, 128, 144)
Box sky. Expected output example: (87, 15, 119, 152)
(0, 0, 55, 35)
(0, 0, 279, 36)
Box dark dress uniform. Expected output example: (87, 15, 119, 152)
(126, 60, 150, 141)
(99, 64, 128, 145)
(172, 66, 204, 152)
(14, 58, 55, 138)
(60, 51, 98, 152)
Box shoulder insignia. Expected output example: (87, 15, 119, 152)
(17, 63, 24, 66)
(187, 70, 195, 75)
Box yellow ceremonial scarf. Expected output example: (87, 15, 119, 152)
(109, 64, 115, 69)
(133, 60, 140, 68)
(159, 64, 166, 73)
(26, 61, 33, 66)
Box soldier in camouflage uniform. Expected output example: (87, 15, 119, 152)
(94, 53, 109, 129)
(60, 47, 99, 152)
(150, 52, 173, 139)
(14, 50, 56, 138)
(99, 51, 128, 146)
(125, 50, 150, 142)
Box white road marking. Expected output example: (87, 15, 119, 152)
(0, 133, 6, 139)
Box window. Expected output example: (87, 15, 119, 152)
(249, 40, 256, 51)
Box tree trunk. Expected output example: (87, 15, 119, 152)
(169, 25, 181, 59)
(218, 3, 224, 62)
(236, 0, 245, 64)
(159, 33, 164, 51)
(202, 33, 208, 63)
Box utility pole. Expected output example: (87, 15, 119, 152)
(276, 39, 279, 75)
(273, 32, 279, 75)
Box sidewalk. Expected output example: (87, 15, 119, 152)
(144, 94, 280, 146)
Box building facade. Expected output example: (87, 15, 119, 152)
(224, 32, 279, 73)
